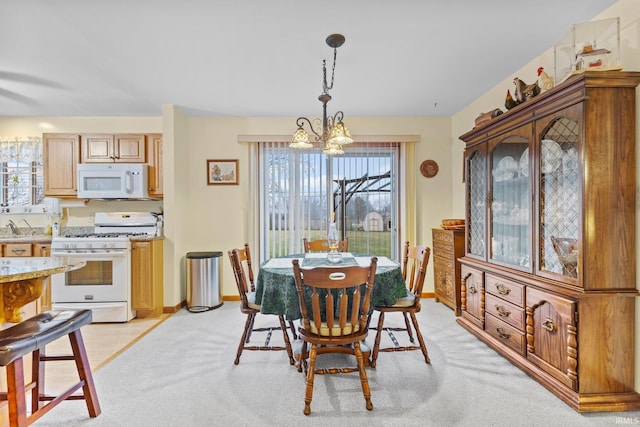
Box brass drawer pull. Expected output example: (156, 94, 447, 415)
(496, 327, 511, 339)
(495, 305, 511, 317)
(11, 249, 26, 255)
(496, 283, 511, 295)
(542, 317, 556, 332)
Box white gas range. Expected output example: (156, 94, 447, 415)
(50, 212, 160, 323)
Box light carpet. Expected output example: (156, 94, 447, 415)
(34, 299, 640, 426)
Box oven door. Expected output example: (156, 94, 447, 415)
(51, 249, 130, 303)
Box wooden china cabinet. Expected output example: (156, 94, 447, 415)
(458, 71, 640, 412)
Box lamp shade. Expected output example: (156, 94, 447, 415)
(290, 127, 313, 149)
(323, 141, 344, 155)
(327, 122, 353, 145)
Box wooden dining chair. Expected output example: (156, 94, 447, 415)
(292, 257, 377, 415)
(228, 245, 295, 365)
(302, 237, 349, 253)
(370, 242, 431, 368)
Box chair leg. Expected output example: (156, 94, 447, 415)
(297, 341, 308, 374)
(6, 358, 28, 427)
(354, 341, 373, 411)
(246, 314, 257, 343)
(370, 311, 385, 368)
(69, 330, 102, 417)
(278, 315, 295, 365)
(31, 348, 45, 415)
(303, 344, 317, 415)
(410, 312, 430, 364)
(288, 320, 298, 340)
(235, 313, 255, 365)
(402, 312, 415, 343)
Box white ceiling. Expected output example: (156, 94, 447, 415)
(0, 0, 618, 118)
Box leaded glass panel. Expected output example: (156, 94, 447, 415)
(467, 150, 486, 257)
(539, 117, 580, 278)
(490, 135, 531, 267)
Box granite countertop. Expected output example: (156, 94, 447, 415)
(0, 257, 86, 283)
(0, 235, 53, 243)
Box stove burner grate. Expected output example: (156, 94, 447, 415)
(63, 232, 150, 238)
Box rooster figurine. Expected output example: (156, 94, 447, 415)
(505, 89, 518, 110)
(537, 67, 554, 91)
(513, 77, 540, 103)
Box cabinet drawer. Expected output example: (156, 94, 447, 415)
(485, 313, 525, 355)
(432, 231, 453, 251)
(433, 254, 454, 271)
(433, 248, 456, 262)
(4, 243, 33, 257)
(485, 293, 524, 330)
(485, 274, 524, 307)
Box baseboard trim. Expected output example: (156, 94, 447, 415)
(163, 300, 185, 314)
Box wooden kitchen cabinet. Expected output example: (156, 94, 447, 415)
(34, 243, 52, 312)
(432, 227, 464, 315)
(43, 133, 80, 197)
(147, 133, 163, 198)
(457, 72, 640, 412)
(81, 133, 146, 163)
(2, 242, 51, 318)
(131, 239, 163, 317)
(4, 243, 33, 257)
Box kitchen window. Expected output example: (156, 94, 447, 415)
(257, 141, 401, 260)
(0, 137, 44, 209)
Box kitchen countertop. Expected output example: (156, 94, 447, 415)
(0, 256, 86, 283)
(0, 235, 53, 243)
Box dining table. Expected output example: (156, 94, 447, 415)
(0, 256, 86, 324)
(255, 252, 407, 321)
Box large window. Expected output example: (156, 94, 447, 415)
(258, 141, 400, 260)
(0, 137, 44, 208)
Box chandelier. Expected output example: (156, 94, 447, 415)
(290, 33, 353, 155)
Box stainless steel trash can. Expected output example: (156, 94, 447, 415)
(186, 251, 223, 312)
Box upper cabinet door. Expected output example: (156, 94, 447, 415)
(488, 125, 532, 271)
(535, 104, 582, 283)
(81, 134, 146, 163)
(465, 147, 487, 259)
(43, 133, 80, 197)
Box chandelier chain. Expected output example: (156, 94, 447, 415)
(323, 48, 338, 94)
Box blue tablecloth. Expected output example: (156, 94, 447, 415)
(255, 253, 407, 320)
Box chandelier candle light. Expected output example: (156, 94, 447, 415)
(290, 33, 354, 155)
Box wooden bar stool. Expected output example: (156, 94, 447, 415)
(0, 309, 101, 426)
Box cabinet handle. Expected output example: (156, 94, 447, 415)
(495, 305, 511, 317)
(496, 327, 511, 339)
(468, 286, 477, 294)
(496, 283, 511, 295)
(542, 317, 556, 332)
(11, 249, 26, 255)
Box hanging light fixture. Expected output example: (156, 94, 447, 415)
(290, 33, 353, 155)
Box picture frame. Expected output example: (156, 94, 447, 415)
(207, 159, 238, 185)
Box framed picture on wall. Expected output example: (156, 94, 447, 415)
(207, 159, 238, 185)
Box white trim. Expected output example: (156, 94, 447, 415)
(237, 134, 421, 143)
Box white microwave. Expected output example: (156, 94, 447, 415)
(77, 163, 148, 199)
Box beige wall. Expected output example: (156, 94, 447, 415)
(171, 116, 452, 302)
(0, 114, 453, 307)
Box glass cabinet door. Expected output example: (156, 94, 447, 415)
(490, 132, 531, 269)
(537, 113, 580, 280)
(466, 149, 487, 258)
